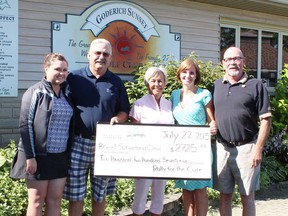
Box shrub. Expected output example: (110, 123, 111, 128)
(260, 156, 288, 188)
(107, 178, 134, 214)
(262, 64, 288, 186)
(263, 130, 288, 164)
(262, 130, 288, 188)
(0, 141, 27, 216)
(124, 52, 224, 105)
(124, 54, 179, 106)
(270, 64, 288, 136)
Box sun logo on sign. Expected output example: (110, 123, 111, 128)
(115, 34, 133, 56)
(111, 25, 145, 56)
(100, 21, 149, 74)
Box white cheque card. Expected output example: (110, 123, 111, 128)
(94, 123, 211, 179)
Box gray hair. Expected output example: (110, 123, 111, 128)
(144, 66, 168, 86)
(89, 38, 112, 55)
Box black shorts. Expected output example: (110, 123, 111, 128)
(10, 150, 69, 180)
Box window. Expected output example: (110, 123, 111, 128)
(221, 24, 288, 89)
(240, 28, 258, 82)
(261, 31, 278, 87)
(283, 35, 288, 67)
(220, 27, 235, 51)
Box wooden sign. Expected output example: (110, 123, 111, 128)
(94, 123, 211, 179)
(52, 0, 180, 74)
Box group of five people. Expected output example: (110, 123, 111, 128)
(10, 38, 271, 216)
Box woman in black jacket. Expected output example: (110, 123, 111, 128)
(10, 53, 74, 216)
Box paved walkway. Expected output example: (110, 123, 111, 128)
(118, 181, 288, 216)
(208, 181, 288, 216)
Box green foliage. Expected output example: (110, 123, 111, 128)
(196, 58, 225, 91)
(164, 179, 181, 194)
(207, 187, 241, 207)
(263, 130, 288, 165)
(207, 188, 220, 201)
(270, 64, 288, 136)
(124, 54, 179, 106)
(60, 200, 69, 216)
(0, 140, 181, 215)
(0, 141, 27, 216)
(260, 156, 288, 188)
(107, 179, 134, 214)
(125, 52, 224, 105)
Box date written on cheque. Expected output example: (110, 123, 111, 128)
(162, 130, 210, 143)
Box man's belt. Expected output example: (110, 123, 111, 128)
(217, 136, 256, 148)
(75, 132, 96, 140)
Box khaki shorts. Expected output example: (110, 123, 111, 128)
(212, 139, 260, 195)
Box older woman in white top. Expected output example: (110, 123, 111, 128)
(130, 66, 174, 216)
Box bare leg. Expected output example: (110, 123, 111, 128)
(68, 200, 84, 216)
(241, 192, 255, 216)
(194, 188, 208, 216)
(182, 189, 195, 216)
(26, 179, 48, 216)
(219, 192, 233, 216)
(44, 178, 66, 216)
(92, 198, 106, 216)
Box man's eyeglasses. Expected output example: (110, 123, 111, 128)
(95, 51, 111, 57)
(223, 56, 244, 63)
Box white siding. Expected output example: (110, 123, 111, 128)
(17, 0, 288, 89)
(18, 0, 95, 88)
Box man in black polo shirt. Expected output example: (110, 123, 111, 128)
(213, 47, 272, 216)
(63, 38, 130, 216)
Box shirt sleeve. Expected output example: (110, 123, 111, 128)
(118, 80, 131, 115)
(202, 89, 212, 106)
(19, 87, 37, 159)
(129, 100, 141, 121)
(257, 81, 272, 118)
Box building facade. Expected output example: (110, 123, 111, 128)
(0, 0, 288, 146)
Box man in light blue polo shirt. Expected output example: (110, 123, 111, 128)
(63, 38, 130, 216)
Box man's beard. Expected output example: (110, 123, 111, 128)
(228, 70, 240, 77)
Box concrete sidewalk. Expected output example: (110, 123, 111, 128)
(117, 181, 288, 216)
(209, 181, 288, 216)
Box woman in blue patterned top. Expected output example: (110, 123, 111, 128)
(170, 58, 217, 216)
(10, 53, 74, 216)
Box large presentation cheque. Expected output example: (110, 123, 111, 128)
(94, 123, 211, 179)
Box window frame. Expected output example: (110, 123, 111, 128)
(220, 18, 288, 92)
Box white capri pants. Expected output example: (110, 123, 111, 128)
(132, 178, 166, 214)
